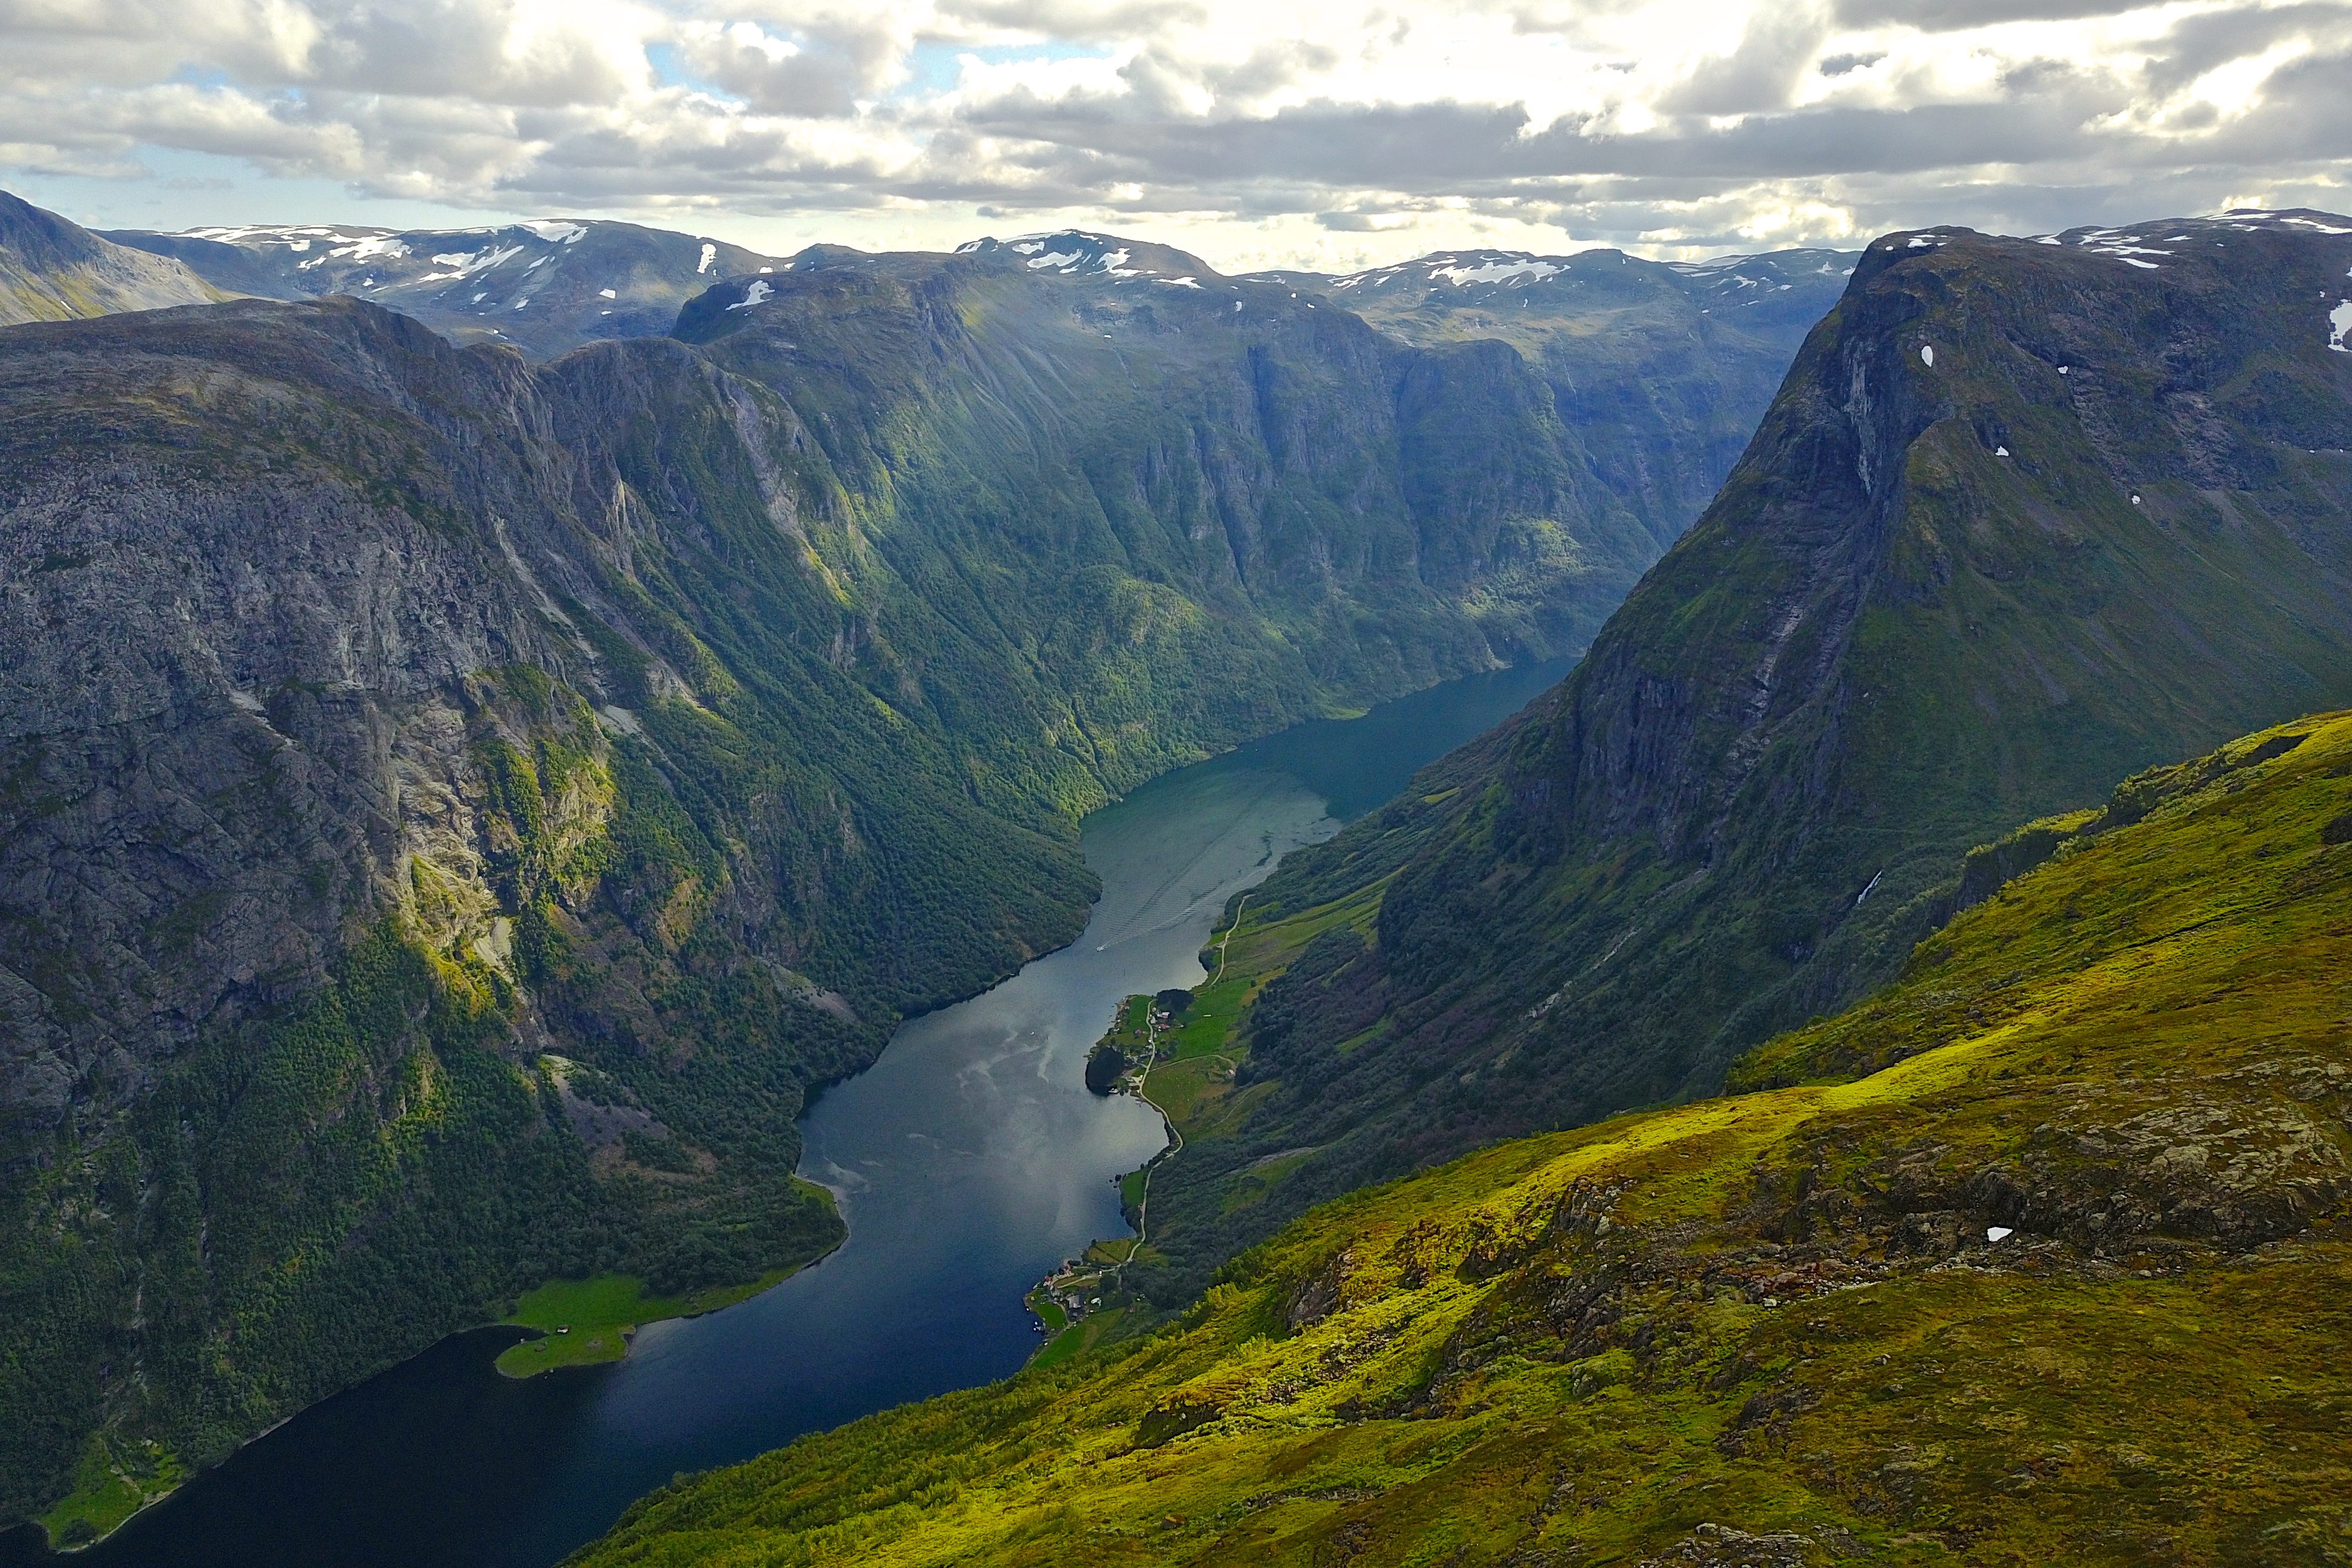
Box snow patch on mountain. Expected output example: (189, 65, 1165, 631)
(422, 245, 523, 281)
(1426, 257, 1562, 286)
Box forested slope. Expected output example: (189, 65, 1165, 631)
(572, 707, 2352, 1568)
(678, 232, 1646, 713)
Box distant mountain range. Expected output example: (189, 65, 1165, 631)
(103, 216, 783, 360)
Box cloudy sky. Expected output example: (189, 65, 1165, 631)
(1, 0, 2347, 269)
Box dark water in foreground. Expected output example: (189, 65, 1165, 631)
(17, 658, 1572, 1568)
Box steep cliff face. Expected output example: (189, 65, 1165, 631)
(1131, 210, 2352, 1295)
(0, 298, 1093, 1520)
(1285, 245, 1859, 556)
(0, 192, 224, 325)
(680, 232, 1666, 711)
(1401, 211, 2352, 1093)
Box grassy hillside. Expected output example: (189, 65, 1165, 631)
(569, 707, 2352, 1568)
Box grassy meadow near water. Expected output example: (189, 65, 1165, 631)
(494, 1251, 824, 1377)
(571, 709, 2352, 1567)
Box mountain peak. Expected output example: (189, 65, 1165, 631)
(955, 230, 1220, 283)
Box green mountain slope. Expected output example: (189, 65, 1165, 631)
(569, 706, 2352, 1568)
(0, 299, 1032, 1529)
(676, 232, 1655, 699)
(1125, 209, 2352, 1293)
(0, 191, 224, 325)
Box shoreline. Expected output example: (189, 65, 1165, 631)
(30, 1206, 851, 1557)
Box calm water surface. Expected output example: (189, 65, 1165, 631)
(21, 658, 1570, 1568)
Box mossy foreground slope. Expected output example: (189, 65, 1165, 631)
(575, 711, 2352, 1567)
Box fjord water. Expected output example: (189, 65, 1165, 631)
(31, 658, 1570, 1568)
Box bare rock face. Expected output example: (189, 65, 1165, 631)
(0, 299, 890, 1512)
(0, 303, 566, 1115)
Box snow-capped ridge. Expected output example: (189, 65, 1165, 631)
(102, 208, 789, 359)
(1286, 245, 1859, 328)
(959, 231, 1217, 282)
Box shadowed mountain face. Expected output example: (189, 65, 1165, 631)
(102, 218, 782, 360)
(1257, 245, 1860, 558)
(675, 232, 1667, 689)
(0, 192, 223, 325)
(1127, 210, 2352, 1297)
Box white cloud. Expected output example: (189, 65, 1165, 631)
(0, 0, 2345, 267)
